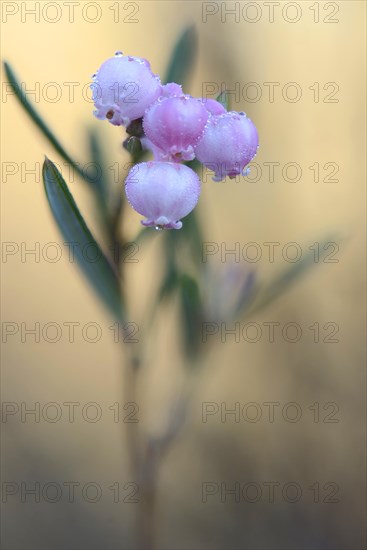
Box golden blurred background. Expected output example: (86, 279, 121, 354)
(1, 1, 366, 549)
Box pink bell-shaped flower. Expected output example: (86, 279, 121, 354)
(125, 161, 201, 230)
(194, 111, 259, 181)
(91, 53, 162, 126)
(143, 95, 209, 162)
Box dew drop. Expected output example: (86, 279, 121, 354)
(91, 73, 97, 79)
(106, 109, 114, 120)
(155, 225, 163, 231)
(115, 51, 123, 57)
(239, 111, 247, 116)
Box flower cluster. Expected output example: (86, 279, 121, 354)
(91, 52, 259, 230)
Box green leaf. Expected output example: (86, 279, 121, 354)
(164, 25, 198, 86)
(87, 128, 121, 249)
(42, 158, 124, 321)
(132, 226, 155, 244)
(164, 157, 205, 265)
(87, 129, 109, 205)
(161, 206, 204, 268)
(4, 61, 90, 185)
(232, 270, 257, 319)
(185, 159, 201, 173)
(179, 274, 203, 361)
(216, 91, 230, 111)
(182, 209, 204, 261)
(123, 136, 143, 158)
(245, 236, 340, 316)
(158, 259, 180, 302)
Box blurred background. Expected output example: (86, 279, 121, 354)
(1, 1, 366, 549)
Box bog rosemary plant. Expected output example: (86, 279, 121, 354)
(4, 25, 337, 549)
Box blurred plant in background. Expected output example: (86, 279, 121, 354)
(3, 26, 337, 550)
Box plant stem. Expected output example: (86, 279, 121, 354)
(122, 335, 202, 549)
(123, 348, 141, 472)
(136, 442, 160, 550)
(134, 364, 201, 549)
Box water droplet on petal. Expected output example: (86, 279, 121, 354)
(115, 51, 123, 57)
(155, 225, 163, 231)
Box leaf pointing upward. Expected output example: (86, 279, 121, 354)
(42, 158, 124, 321)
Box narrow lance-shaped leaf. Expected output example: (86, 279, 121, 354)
(4, 61, 92, 186)
(87, 128, 119, 249)
(132, 226, 155, 244)
(182, 161, 205, 261)
(232, 270, 257, 319)
(158, 258, 180, 302)
(87, 129, 109, 205)
(244, 236, 341, 317)
(179, 274, 203, 362)
(164, 25, 198, 86)
(42, 158, 124, 321)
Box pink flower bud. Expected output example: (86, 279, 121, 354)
(161, 82, 184, 98)
(198, 98, 227, 116)
(143, 95, 209, 162)
(91, 53, 162, 126)
(125, 162, 201, 230)
(194, 111, 259, 181)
